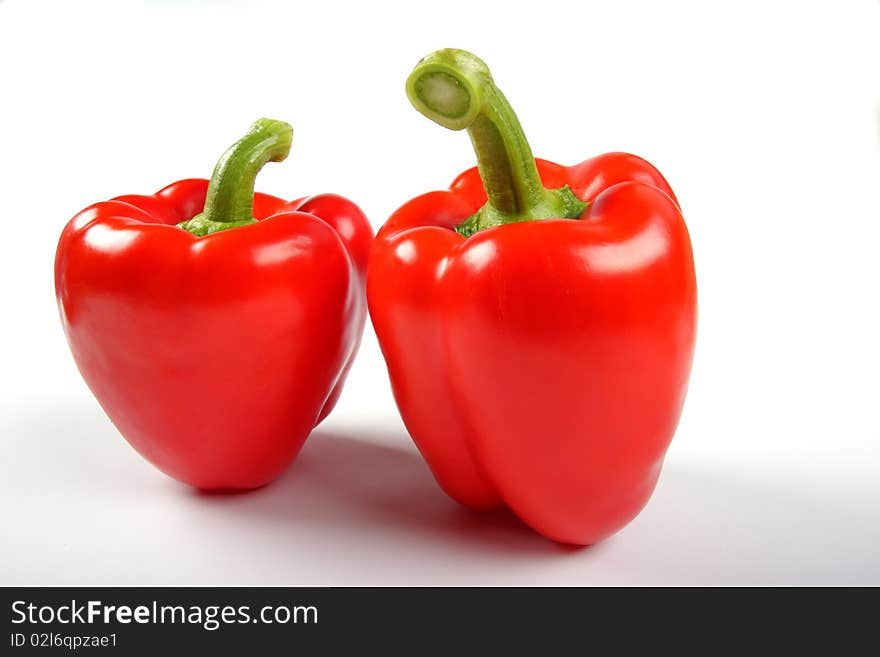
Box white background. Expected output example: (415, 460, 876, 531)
(1, 0, 878, 585)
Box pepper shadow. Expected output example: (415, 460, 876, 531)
(194, 428, 587, 557)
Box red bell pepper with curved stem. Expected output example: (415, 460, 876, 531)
(55, 119, 372, 489)
(368, 49, 696, 545)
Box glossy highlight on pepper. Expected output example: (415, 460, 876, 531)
(55, 119, 373, 489)
(368, 49, 697, 545)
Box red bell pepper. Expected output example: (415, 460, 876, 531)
(368, 50, 697, 545)
(55, 119, 372, 489)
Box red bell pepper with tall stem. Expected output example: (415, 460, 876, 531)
(368, 50, 696, 545)
(55, 119, 372, 489)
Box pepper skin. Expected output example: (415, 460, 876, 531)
(55, 119, 372, 489)
(368, 50, 696, 545)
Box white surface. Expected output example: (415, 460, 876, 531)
(1, 0, 878, 585)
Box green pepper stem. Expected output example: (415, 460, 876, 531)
(178, 118, 293, 236)
(406, 49, 586, 237)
